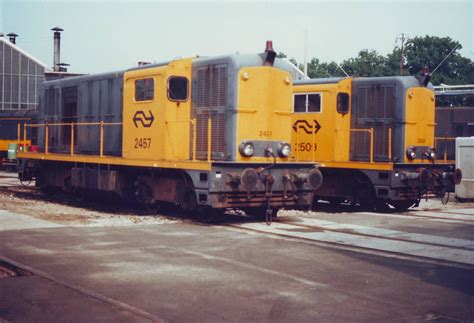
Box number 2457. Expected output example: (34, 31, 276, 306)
(134, 138, 151, 149)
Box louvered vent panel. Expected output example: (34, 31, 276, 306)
(191, 64, 228, 160)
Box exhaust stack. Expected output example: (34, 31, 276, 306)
(7, 32, 18, 44)
(51, 27, 64, 72)
(264, 40, 276, 66)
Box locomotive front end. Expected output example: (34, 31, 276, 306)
(189, 44, 322, 218)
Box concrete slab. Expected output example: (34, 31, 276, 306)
(1, 223, 473, 322)
(291, 217, 474, 250)
(0, 210, 63, 231)
(235, 221, 474, 266)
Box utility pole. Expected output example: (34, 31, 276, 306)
(396, 33, 410, 76)
(303, 28, 308, 77)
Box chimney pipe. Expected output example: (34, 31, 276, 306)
(51, 27, 64, 72)
(7, 32, 18, 44)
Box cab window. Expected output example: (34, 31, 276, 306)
(168, 76, 188, 101)
(337, 92, 350, 114)
(293, 93, 321, 113)
(135, 78, 154, 101)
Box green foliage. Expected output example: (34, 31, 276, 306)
(278, 35, 473, 106)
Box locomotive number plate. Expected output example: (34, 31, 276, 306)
(295, 142, 317, 152)
(134, 137, 152, 149)
(259, 130, 273, 137)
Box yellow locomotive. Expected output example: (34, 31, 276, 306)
(291, 75, 461, 210)
(17, 43, 322, 221)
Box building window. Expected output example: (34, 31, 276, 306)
(168, 76, 188, 101)
(0, 41, 44, 111)
(293, 93, 322, 113)
(135, 78, 154, 101)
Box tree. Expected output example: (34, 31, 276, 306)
(403, 36, 474, 106)
(404, 36, 474, 85)
(341, 49, 392, 77)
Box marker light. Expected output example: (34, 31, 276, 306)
(425, 147, 436, 160)
(406, 146, 416, 160)
(239, 142, 254, 157)
(278, 142, 291, 158)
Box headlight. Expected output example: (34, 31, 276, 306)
(278, 142, 291, 158)
(425, 147, 436, 160)
(239, 142, 254, 157)
(406, 146, 416, 160)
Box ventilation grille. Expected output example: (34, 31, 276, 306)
(192, 64, 228, 160)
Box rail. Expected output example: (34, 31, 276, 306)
(24, 121, 122, 157)
(434, 136, 456, 162)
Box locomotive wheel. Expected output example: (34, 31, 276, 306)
(245, 207, 278, 220)
(390, 200, 417, 212)
(183, 190, 198, 213)
(375, 200, 390, 212)
(193, 207, 223, 223)
(135, 182, 159, 213)
(355, 184, 376, 211)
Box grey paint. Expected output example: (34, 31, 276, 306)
(38, 71, 124, 155)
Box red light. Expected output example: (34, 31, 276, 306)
(265, 40, 274, 52)
(422, 65, 430, 75)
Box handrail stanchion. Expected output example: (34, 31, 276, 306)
(312, 125, 316, 162)
(444, 133, 448, 162)
(71, 122, 75, 155)
(388, 128, 392, 161)
(295, 129, 299, 161)
(45, 124, 49, 154)
(369, 128, 374, 163)
(100, 121, 104, 157)
(207, 118, 212, 162)
(192, 119, 197, 162)
(23, 123, 27, 148)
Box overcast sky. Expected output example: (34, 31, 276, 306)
(1, 0, 472, 74)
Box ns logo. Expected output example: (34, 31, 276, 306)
(133, 110, 155, 128)
(292, 120, 322, 134)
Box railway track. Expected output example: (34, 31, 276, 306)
(228, 212, 474, 268)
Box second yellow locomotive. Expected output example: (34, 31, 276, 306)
(291, 75, 461, 210)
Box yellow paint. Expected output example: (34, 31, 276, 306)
(404, 87, 436, 163)
(122, 58, 192, 161)
(17, 151, 212, 171)
(236, 67, 294, 162)
(291, 78, 352, 163)
(0, 139, 31, 152)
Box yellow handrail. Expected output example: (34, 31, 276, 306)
(192, 119, 197, 162)
(207, 118, 212, 162)
(23, 121, 122, 157)
(434, 136, 456, 162)
(335, 128, 374, 163)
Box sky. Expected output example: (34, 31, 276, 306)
(0, 0, 472, 74)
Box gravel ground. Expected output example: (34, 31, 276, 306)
(1, 171, 473, 227)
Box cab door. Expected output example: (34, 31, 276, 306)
(122, 67, 166, 160)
